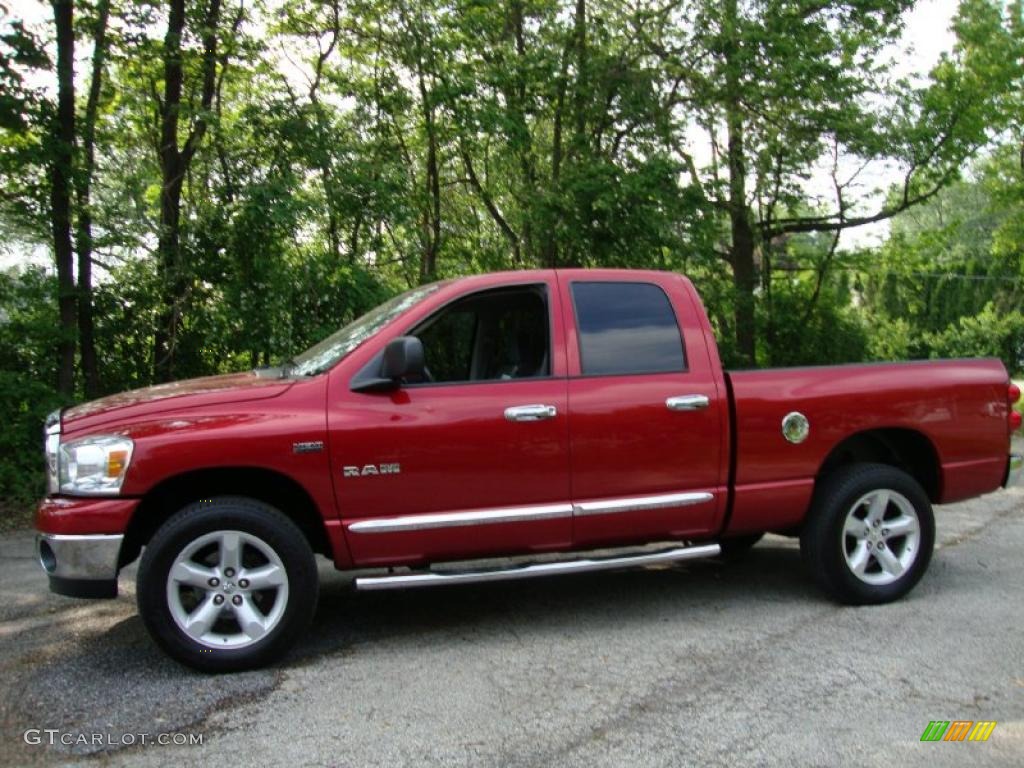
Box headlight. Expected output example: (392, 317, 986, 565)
(57, 435, 134, 495)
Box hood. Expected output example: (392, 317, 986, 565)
(62, 371, 295, 433)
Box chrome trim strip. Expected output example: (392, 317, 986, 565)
(37, 533, 123, 581)
(349, 492, 716, 534)
(348, 503, 574, 533)
(354, 543, 722, 591)
(1006, 453, 1022, 488)
(573, 491, 714, 517)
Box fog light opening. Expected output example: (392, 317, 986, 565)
(39, 540, 56, 573)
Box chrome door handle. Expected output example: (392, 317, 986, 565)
(505, 404, 558, 422)
(666, 395, 710, 411)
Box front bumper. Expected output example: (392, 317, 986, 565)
(1006, 453, 1023, 489)
(35, 496, 136, 599)
(37, 533, 123, 598)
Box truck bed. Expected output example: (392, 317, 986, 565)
(723, 358, 1011, 535)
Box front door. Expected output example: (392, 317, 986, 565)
(331, 279, 572, 566)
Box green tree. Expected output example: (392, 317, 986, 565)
(646, 0, 1023, 365)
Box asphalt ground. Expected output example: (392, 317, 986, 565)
(1, 483, 1022, 767)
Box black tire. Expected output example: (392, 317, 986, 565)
(801, 463, 935, 605)
(138, 496, 318, 672)
(718, 533, 764, 560)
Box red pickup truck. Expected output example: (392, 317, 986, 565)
(36, 269, 1022, 671)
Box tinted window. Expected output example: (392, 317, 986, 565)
(572, 282, 685, 375)
(413, 286, 550, 384)
(416, 307, 477, 382)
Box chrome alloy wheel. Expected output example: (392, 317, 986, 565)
(842, 489, 921, 586)
(166, 530, 289, 649)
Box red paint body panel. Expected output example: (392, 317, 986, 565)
(725, 358, 1010, 533)
(556, 272, 728, 547)
(331, 380, 572, 565)
(62, 372, 294, 435)
(36, 268, 1014, 573)
(36, 497, 139, 535)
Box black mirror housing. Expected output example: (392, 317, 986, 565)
(350, 336, 425, 393)
(381, 336, 425, 381)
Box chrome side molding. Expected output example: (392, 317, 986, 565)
(348, 492, 715, 534)
(348, 503, 574, 533)
(574, 491, 714, 517)
(354, 543, 722, 591)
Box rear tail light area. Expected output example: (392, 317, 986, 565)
(1010, 383, 1022, 431)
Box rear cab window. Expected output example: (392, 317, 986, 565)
(570, 281, 686, 376)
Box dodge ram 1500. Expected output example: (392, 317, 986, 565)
(36, 269, 1022, 671)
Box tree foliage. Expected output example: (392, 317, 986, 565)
(0, 0, 1021, 509)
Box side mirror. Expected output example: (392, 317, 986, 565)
(381, 336, 425, 380)
(350, 336, 426, 393)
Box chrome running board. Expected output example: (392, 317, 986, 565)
(353, 543, 721, 591)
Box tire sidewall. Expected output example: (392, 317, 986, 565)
(138, 497, 318, 672)
(807, 465, 935, 605)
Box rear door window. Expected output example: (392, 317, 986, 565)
(571, 281, 685, 376)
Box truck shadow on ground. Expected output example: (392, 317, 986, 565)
(292, 542, 819, 662)
(2, 540, 955, 762)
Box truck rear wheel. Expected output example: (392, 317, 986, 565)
(137, 497, 318, 672)
(801, 464, 934, 605)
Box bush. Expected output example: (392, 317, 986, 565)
(0, 371, 62, 521)
(923, 302, 1024, 376)
(759, 278, 869, 368)
(865, 315, 922, 362)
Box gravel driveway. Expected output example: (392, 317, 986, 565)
(1, 485, 1022, 767)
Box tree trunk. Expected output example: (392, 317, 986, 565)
(75, 0, 111, 398)
(727, 116, 756, 366)
(724, 0, 756, 367)
(420, 117, 440, 282)
(153, 0, 222, 382)
(153, 0, 186, 382)
(417, 72, 441, 283)
(563, 0, 588, 268)
(507, 1, 535, 266)
(50, 0, 77, 397)
(546, 43, 571, 268)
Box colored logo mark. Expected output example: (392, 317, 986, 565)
(920, 720, 997, 742)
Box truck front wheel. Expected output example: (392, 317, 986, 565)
(137, 497, 318, 672)
(801, 464, 935, 605)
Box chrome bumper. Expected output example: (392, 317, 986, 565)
(1006, 453, 1023, 489)
(37, 533, 123, 598)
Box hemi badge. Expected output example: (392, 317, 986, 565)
(293, 441, 324, 454)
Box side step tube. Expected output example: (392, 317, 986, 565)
(354, 543, 721, 591)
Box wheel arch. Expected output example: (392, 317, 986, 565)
(120, 467, 332, 568)
(816, 428, 942, 503)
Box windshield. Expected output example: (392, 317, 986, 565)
(288, 283, 444, 376)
